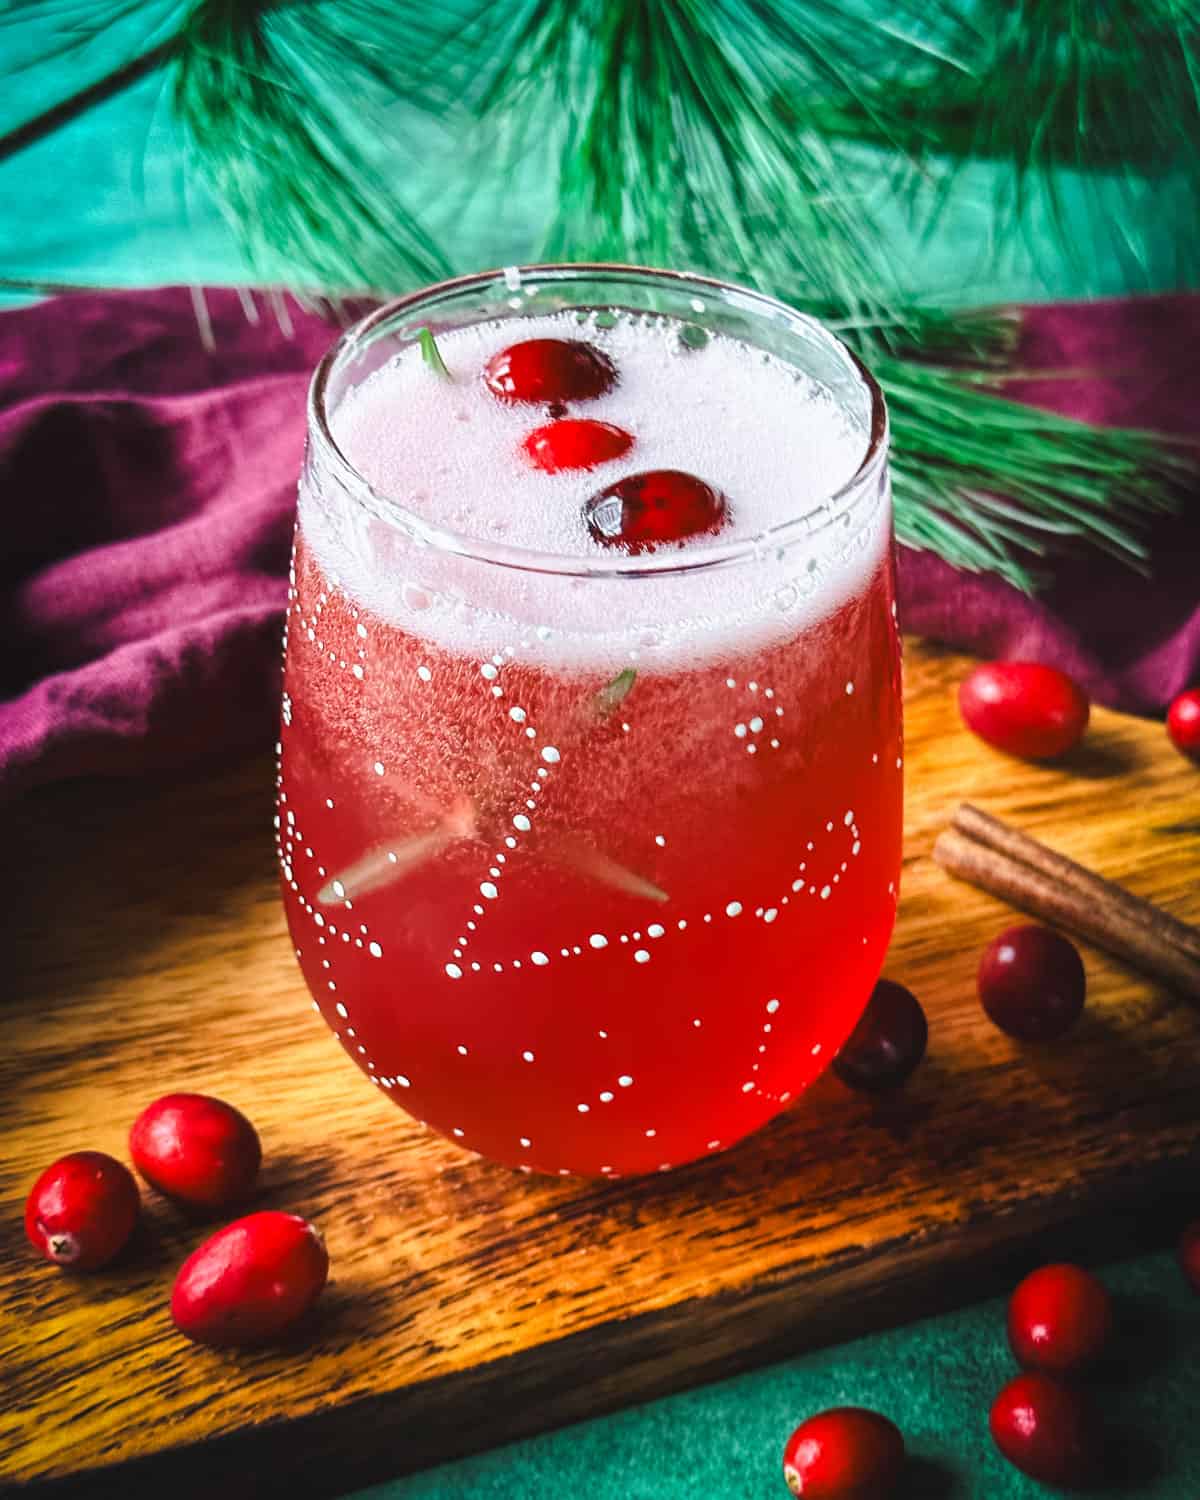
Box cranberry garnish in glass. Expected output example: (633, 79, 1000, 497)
(278, 265, 902, 1177)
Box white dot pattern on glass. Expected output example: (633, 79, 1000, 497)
(278, 564, 889, 1154)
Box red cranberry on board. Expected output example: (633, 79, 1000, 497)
(584, 469, 729, 553)
(25, 1151, 140, 1270)
(1180, 1220, 1200, 1293)
(130, 1093, 261, 1213)
(782, 1407, 905, 1498)
(833, 980, 928, 1092)
(978, 924, 1086, 1041)
(990, 1373, 1100, 1488)
(521, 418, 634, 473)
(1008, 1263, 1113, 1375)
(483, 339, 617, 404)
(1167, 688, 1200, 763)
(958, 661, 1090, 760)
(171, 1211, 328, 1348)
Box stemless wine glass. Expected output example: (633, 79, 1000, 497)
(277, 265, 901, 1178)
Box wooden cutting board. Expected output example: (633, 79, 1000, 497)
(2, 643, 1198, 1497)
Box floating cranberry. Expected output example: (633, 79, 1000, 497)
(585, 469, 728, 553)
(1180, 1220, 1200, 1293)
(833, 980, 928, 1092)
(978, 924, 1086, 1041)
(782, 1408, 904, 1498)
(483, 338, 616, 404)
(990, 1373, 1100, 1488)
(130, 1093, 261, 1213)
(1008, 1263, 1112, 1375)
(959, 661, 1090, 760)
(171, 1210, 328, 1348)
(1167, 688, 1200, 764)
(521, 418, 634, 473)
(25, 1151, 140, 1270)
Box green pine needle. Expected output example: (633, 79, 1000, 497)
(813, 2, 1200, 274)
(415, 326, 451, 377)
(0, 0, 1193, 593)
(446, 0, 944, 322)
(877, 354, 1190, 590)
(170, 1, 451, 294)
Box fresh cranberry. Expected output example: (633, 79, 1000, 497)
(782, 1408, 904, 1498)
(521, 418, 633, 473)
(483, 339, 616, 404)
(584, 469, 728, 552)
(833, 980, 927, 1092)
(130, 1093, 261, 1213)
(171, 1210, 328, 1348)
(1008, 1263, 1112, 1375)
(1180, 1220, 1200, 1293)
(959, 661, 1090, 760)
(990, 1373, 1100, 1488)
(25, 1151, 140, 1270)
(1167, 688, 1200, 763)
(978, 924, 1086, 1041)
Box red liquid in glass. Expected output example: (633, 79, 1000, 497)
(279, 536, 902, 1176)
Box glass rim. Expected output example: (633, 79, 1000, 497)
(306, 262, 890, 580)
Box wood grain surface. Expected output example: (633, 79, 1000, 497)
(2, 643, 1198, 1497)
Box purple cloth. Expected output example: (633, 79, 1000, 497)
(1, 286, 1197, 799)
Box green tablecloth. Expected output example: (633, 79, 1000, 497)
(4, 20, 1198, 1498)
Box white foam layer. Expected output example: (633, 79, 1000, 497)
(303, 309, 889, 671)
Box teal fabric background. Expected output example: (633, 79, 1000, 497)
(3, 8, 1198, 305)
(3, 15, 1198, 1498)
(361, 1255, 1200, 1499)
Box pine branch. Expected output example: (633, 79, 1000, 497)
(171, 0, 451, 293)
(0, 0, 1193, 593)
(444, 0, 945, 322)
(878, 356, 1189, 590)
(812, 1, 1200, 278)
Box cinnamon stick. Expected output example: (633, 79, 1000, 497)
(952, 803, 1200, 964)
(933, 813, 1200, 999)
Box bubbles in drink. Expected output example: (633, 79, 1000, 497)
(280, 297, 902, 1175)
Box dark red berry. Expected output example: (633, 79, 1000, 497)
(585, 469, 728, 553)
(833, 979, 927, 1092)
(978, 924, 1085, 1042)
(1180, 1220, 1200, 1293)
(782, 1408, 904, 1499)
(990, 1373, 1100, 1488)
(1008, 1264, 1113, 1375)
(959, 661, 1090, 760)
(25, 1151, 140, 1270)
(171, 1211, 329, 1348)
(483, 339, 616, 404)
(130, 1093, 261, 1213)
(1167, 688, 1200, 763)
(521, 418, 634, 474)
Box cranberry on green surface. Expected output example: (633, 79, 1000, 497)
(1007, 1263, 1112, 1375)
(1180, 1220, 1200, 1293)
(990, 1373, 1100, 1489)
(782, 1407, 904, 1498)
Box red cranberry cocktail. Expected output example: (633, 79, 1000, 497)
(278, 266, 901, 1177)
